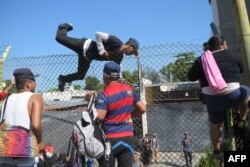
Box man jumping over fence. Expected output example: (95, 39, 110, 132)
(55, 23, 139, 92)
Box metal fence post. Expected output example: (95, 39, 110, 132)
(137, 55, 148, 137)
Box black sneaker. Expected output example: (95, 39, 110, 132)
(58, 23, 73, 31)
(58, 75, 65, 92)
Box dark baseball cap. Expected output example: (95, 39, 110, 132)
(126, 38, 140, 56)
(13, 68, 40, 81)
(103, 61, 120, 78)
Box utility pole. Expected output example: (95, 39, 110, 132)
(0, 45, 12, 88)
(231, 0, 250, 85)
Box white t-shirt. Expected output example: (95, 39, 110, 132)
(1, 91, 33, 130)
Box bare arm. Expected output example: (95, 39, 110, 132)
(96, 108, 107, 120)
(29, 94, 45, 150)
(131, 101, 147, 118)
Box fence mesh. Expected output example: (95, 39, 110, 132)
(2, 43, 249, 166)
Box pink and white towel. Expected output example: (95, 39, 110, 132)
(201, 50, 227, 94)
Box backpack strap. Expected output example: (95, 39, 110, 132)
(87, 93, 97, 121)
(0, 96, 9, 123)
(87, 93, 96, 113)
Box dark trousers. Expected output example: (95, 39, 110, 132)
(184, 151, 192, 167)
(98, 136, 134, 167)
(55, 28, 90, 83)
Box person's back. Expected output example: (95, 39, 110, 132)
(213, 50, 242, 83)
(188, 49, 242, 89)
(0, 68, 44, 167)
(4, 92, 33, 129)
(100, 82, 135, 138)
(95, 62, 146, 167)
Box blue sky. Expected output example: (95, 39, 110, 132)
(0, 0, 213, 58)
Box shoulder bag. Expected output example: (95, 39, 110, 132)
(0, 96, 39, 157)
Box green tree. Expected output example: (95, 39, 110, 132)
(84, 76, 104, 91)
(160, 52, 196, 82)
(73, 84, 82, 90)
(4, 80, 16, 94)
(142, 67, 161, 84)
(160, 62, 176, 82)
(47, 88, 58, 92)
(122, 70, 139, 84)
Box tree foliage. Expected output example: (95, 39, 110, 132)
(84, 76, 104, 91)
(3, 80, 16, 94)
(142, 67, 161, 84)
(160, 52, 196, 82)
(122, 70, 139, 85)
(47, 87, 58, 92)
(73, 85, 82, 90)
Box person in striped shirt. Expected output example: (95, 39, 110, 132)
(95, 61, 146, 167)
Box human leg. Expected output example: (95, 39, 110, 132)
(155, 149, 159, 163)
(210, 122, 223, 152)
(97, 154, 116, 167)
(188, 152, 192, 166)
(151, 150, 155, 163)
(55, 23, 84, 54)
(232, 86, 250, 128)
(61, 56, 90, 82)
(152, 149, 158, 163)
(117, 151, 133, 167)
(184, 151, 190, 167)
(238, 95, 250, 128)
(109, 137, 134, 167)
(56, 23, 88, 91)
(205, 95, 227, 152)
(58, 55, 90, 91)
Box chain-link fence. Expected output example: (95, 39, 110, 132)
(2, 43, 249, 166)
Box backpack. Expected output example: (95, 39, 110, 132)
(70, 93, 111, 160)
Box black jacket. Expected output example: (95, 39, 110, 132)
(188, 49, 243, 88)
